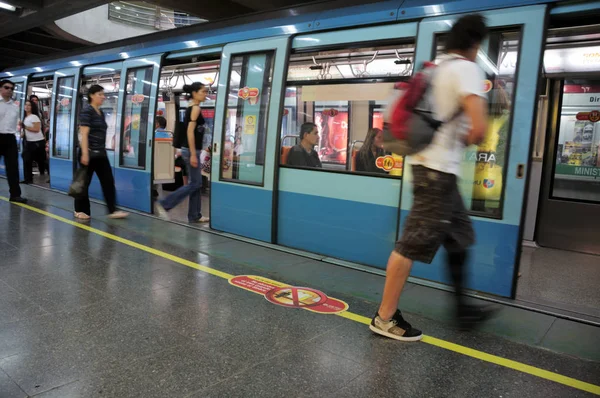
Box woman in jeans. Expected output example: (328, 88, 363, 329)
(74, 85, 127, 220)
(21, 100, 47, 184)
(155, 82, 209, 223)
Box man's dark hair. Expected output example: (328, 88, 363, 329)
(0, 79, 14, 89)
(156, 116, 167, 129)
(445, 14, 488, 52)
(299, 122, 317, 142)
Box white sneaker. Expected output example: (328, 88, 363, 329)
(191, 216, 210, 223)
(154, 202, 170, 220)
(108, 211, 128, 219)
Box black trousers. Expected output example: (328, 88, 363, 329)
(74, 154, 117, 215)
(23, 140, 47, 182)
(0, 134, 22, 198)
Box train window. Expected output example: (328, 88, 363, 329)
(435, 31, 521, 218)
(280, 43, 414, 177)
(120, 66, 153, 169)
(12, 83, 25, 153)
(220, 52, 275, 185)
(551, 79, 600, 203)
(52, 76, 76, 159)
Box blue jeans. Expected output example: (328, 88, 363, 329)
(160, 148, 202, 221)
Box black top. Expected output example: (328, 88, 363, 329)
(180, 105, 205, 150)
(79, 105, 107, 151)
(355, 148, 386, 174)
(287, 145, 322, 168)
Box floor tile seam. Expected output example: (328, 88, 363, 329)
(6, 197, 600, 395)
(0, 365, 30, 397)
(536, 318, 558, 347)
(0, 279, 51, 317)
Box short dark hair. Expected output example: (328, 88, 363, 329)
(156, 116, 167, 129)
(87, 84, 104, 102)
(299, 122, 317, 141)
(183, 82, 205, 94)
(0, 79, 14, 89)
(445, 14, 488, 52)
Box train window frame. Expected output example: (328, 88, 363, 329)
(280, 41, 415, 179)
(52, 76, 76, 159)
(219, 50, 276, 187)
(119, 65, 154, 170)
(432, 27, 524, 221)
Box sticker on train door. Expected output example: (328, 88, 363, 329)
(229, 275, 349, 315)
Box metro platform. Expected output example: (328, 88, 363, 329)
(0, 185, 598, 398)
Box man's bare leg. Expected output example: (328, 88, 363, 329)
(378, 251, 413, 320)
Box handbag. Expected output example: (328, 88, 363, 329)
(68, 166, 88, 198)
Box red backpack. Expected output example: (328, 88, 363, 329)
(382, 59, 462, 156)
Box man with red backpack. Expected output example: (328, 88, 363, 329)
(370, 14, 493, 341)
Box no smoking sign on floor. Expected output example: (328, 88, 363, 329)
(229, 275, 348, 314)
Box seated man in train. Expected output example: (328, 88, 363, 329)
(286, 122, 322, 168)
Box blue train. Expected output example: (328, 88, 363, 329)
(1, 0, 599, 299)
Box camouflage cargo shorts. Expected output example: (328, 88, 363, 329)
(395, 165, 475, 264)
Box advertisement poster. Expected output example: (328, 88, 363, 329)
(315, 108, 348, 165)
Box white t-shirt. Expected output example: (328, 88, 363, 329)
(24, 114, 45, 142)
(410, 53, 486, 176)
(0, 99, 19, 135)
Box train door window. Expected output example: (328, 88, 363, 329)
(551, 80, 600, 203)
(221, 51, 275, 185)
(435, 31, 521, 218)
(120, 67, 153, 169)
(11, 82, 25, 153)
(80, 74, 121, 151)
(27, 78, 52, 140)
(281, 43, 414, 177)
(53, 76, 76, 159)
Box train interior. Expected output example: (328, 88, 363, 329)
(24, 76, 53, 189)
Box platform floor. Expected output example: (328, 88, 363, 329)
(0, 184, 599, 398)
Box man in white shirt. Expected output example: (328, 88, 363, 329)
(370, 14, 490, 341)
(0, 80, 27, 203)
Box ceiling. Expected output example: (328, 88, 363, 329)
(0, 0, 317, 72)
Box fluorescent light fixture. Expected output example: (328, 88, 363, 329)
(120, 52, 129, 59)
(70, 61, 82, 67)
(0, 2, 16, 12)
(184, 40, 198, 48)
(34, 67, 44, 72)
(115, 5, 121, 10)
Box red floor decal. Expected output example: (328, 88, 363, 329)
(229, 275, 348, 314)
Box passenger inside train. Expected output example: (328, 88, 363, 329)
(286, 122, 322, 168)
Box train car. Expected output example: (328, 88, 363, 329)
(1, 0, 599, 301)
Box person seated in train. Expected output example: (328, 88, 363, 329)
(287, 122, 322, 168)
(154, 116, 171, 138)
(355, 128, 386, 174)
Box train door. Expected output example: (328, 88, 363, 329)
(0, 76, 26, 182)
(113, 56, 162, 213)
(48, 68, 80, 192)
(211, 37, 290, 242)
(401, 5, 547, 298)
(25, 75, 54, 189)
(156, 51, 221, 225)
(76, 63, 123, 205)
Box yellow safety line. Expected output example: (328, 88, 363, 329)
(2, 196, 599, 396)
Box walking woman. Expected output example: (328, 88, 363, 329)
(74, 85, 127, 220)
(155, 82, 209, 223)
(21, 100, 47, 183)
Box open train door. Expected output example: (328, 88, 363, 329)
(210, 36, 290, 242)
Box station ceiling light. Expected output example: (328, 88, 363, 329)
(0, 2, 17, 12)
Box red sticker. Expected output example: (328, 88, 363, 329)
(483, 80, 493, 93)
(238, 87, 260, 100)
(576, 110, 600, 122)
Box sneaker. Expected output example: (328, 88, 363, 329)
(370, 310, 423, 342)
(9, 197, 28, 204)
(108, 211, 128, 219)
(457, 304, 498, 331)
(190, 216, 210, 223)
(154, 202, 170, 220)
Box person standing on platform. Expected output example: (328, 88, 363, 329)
(21, 100, 47, 184)
(370, 14, 493, 342)
(0, 80, 27, 203)
(155, 82, 210, 223)
(73, 85, 128, 220)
